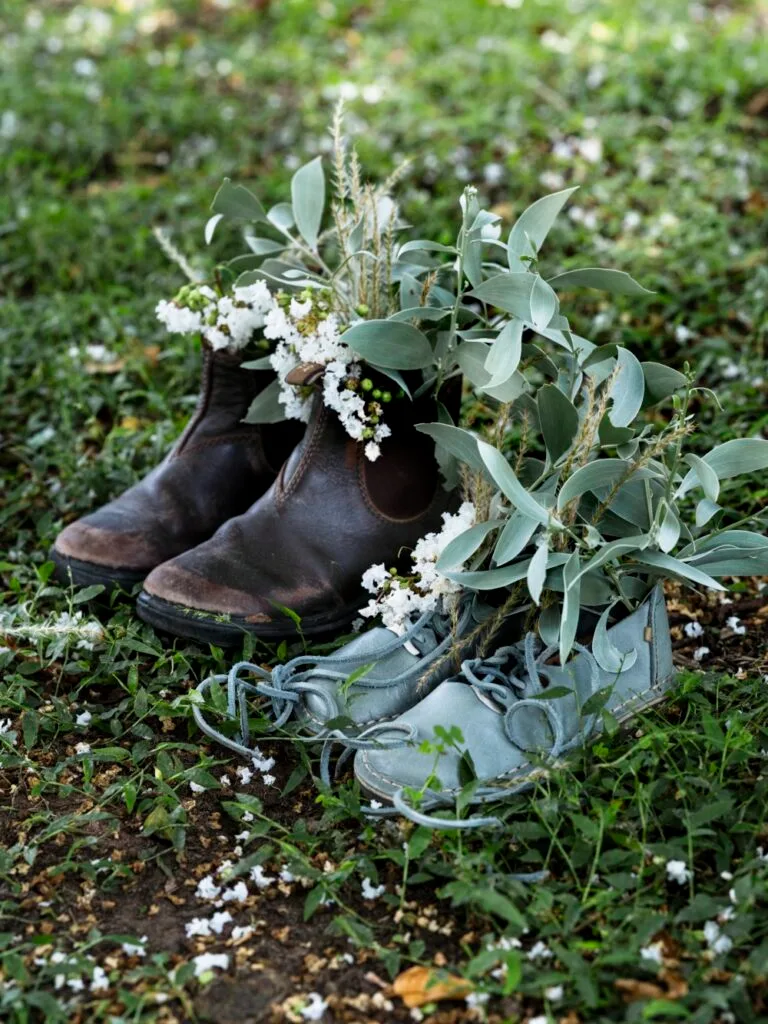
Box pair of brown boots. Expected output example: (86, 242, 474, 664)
(52, 346, 454, 645)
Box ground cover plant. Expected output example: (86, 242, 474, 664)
(1, 0, 767, 1021)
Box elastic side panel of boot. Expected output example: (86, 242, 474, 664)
(363, 382, 443, 520)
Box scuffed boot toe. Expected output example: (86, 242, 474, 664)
(52, 519, 155, 590)
(137, 556, 280, 646)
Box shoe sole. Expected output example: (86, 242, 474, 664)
(135, 591, 360, 646)
(50, 548, 146, 593)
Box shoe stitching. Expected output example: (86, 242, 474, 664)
(278, 401, 328, 506)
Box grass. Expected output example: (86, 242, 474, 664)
(1, 0, 767, 1021)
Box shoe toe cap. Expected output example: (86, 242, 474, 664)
(54, 518, 158, 571)
(143, 558, 273, 620)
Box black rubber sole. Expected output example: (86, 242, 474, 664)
(135, 590, 360, 646)
(50, 548, 146, 593)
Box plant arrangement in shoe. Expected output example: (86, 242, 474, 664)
(139, 114, 650, 644)
(183, 108, 659, 463)
(419, 355, 768, 665)
(348, 351, 768, 826)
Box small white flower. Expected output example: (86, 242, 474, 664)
(361, 877, 386, 900)
(252, 753, 275, 773)
(185, 917, 212, 938)
(466, 991, 490, 1008)
(75, 711, 92, 726)
(369, 799, 383, 810)
(684, 621, 704, 638)
(483, 162, 505, 186)
(675, 324, 694, 343)
(261, 773, 276, 787)
(279, 867, 296, 883)
(250, 865, 275, 889)
(236, 766, 253, 785)
(91, 965, 109, 991)
(121, 937, 147, 957)
(640, 942, 664, 964)
(231, 925, 254, 940)
(0, 718, 17, 745)
(196, 876, 221, 901)
(544, 984, 564, 1000)
(189, 782, 205, 794)
(540, 170, 566, 192)
(666, 859, 692, 885)
(299, 992, 328, 1021)
(192, 952, 229, 977)
(75, 742, 91, 755)
(577, 137, 603, 163)
(155, 300, 203, 336)
(703, 920, 733, 955)
(362, 83, 384, 104)
(529, 1017, 549, 1024)
(74, 57, 97, 77)
(527, 941, 553, 962)
(721, 871, 734, 881)
(209, 911, 233, 934)
(220, 775, 230, 787)
(221, 882, 249, 903)
(693, 646, 710, 662)
(726, 616, 746, 636)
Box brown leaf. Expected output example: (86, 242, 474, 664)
(392, 965, 473, 1008)
(615, 978, 665, 1002)
(659, 968, 689, 999)
(85, 358, 125, 375)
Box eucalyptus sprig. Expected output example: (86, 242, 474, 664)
(419, 350, 768, 664)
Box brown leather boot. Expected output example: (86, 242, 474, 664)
(52, 345, 304, 590)
(136, 372, 458, 645)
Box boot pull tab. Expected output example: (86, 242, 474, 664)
(285, 362, 325, 387)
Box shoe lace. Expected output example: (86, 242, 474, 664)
(343, 633, 602, 833)
(193, 602, 460, 759)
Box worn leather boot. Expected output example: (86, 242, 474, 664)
(52, 345, 304, 590)
(136, 372, 459, 645)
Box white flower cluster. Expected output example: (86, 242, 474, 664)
(155, 280, 274, 352)
(266, 296, 391, 460)
(358, 502, 476, 635)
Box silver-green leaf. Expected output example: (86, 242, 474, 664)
(478, 440, 561, 527)
(548, 267, 652, 296)
(211, 178, 268, 223)
(342, 320, 433, 369)
(291, 156, 325, 249)
(507, 187, 579, 271)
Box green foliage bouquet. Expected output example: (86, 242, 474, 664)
(152, 109, 768, 660)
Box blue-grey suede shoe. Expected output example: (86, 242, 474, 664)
(353, 585, 675, 828)
(193, 596, 495, 757)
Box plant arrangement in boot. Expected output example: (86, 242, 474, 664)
(162, 108, 661, 468)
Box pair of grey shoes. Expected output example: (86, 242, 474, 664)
(194, 586, 675, 828)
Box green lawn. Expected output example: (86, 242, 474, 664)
(1, 1, 767, 1021)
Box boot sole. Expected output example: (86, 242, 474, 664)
(50, 548, 146, 593)
(135, 591, 360, 646)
